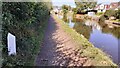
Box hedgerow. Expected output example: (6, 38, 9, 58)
(2, 2, 51, 66)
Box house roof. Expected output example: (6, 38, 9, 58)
(116, 5, 120, 9)
(110, 2, 119, 9)
(97, 2, 110, 5)
(110, 2, 118, 5)
(94, 3, 110, 10)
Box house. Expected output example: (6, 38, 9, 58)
(53, 8, 59, 14)
(52, 6, 63, 14)
(94, 3, 110, 12)
(94, 2, 120, 13)
(110, 2, 119, 10)
(115, 5, 120, 10)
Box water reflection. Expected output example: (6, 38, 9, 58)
(73, 21, 92, 39)
(85, 20, 101, 31)
(89, 29, 118, 64)
(68, 18, 75, 28)
(58, 15, 63, 19)
(68, 17, 120, 65)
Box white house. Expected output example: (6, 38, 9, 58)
(94, 3, 110, 12)
(94, 2, 119, 12)
(53, 7, 59, 14)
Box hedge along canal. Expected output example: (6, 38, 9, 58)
(53, 14, 117, 67)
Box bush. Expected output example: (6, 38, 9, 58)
(62, 5, 69, 22)
(72, 8, 78, 14)
(101, 9, 120, 20)
(96, 12, 103, 16)
(2, 2, 50, 66)
(115, 9, 120, 19)
(99, 9, 120, 27)
(104, 10, 116, 17)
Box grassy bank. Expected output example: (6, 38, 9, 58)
(53, 15, 117, 67)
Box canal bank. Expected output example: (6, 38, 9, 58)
(72, 19, 120, 65)
(53, 14, 117, 67)
(64, 13, 120, 66)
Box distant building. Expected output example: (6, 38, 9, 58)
(94, 3, 110, 12)
(94, 2, 120, 12)
(110, 2, 119, 10)
(53, 7, 59, 14)
(52, 6, 62, 14)
(115, 5, 120, 10)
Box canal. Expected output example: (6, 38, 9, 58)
(65, 16, 120, 66)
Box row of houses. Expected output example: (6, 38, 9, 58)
(52, 2, 120, 18)
(94, 2, 120, 12)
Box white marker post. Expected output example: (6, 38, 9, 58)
(7, 33, 16, 56)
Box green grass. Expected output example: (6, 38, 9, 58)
(111, 19, 120, 23)
(96, 12, 104, 16)
(53, 15, 118, 67)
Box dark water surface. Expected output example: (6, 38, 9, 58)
(68, 18, 120, 65)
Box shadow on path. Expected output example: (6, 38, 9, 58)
(35, 16, 90, 66)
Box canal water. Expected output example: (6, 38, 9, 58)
(67, 17, 120, 66)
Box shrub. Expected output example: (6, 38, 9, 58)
(115, 9, 120, 19)
(96, 12, 104, 16)
(104, 10, 116, 17)
(72, 8, 78, 14)
(2, 2, 50, 66)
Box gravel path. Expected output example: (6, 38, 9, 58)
(35, 16, 91, 66)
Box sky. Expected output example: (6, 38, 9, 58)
(52, 0, 76, 7)
(97, 0, 120, 4)
(52, 0, 120, 7)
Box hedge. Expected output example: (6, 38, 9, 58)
(2, 2, 51, 66)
